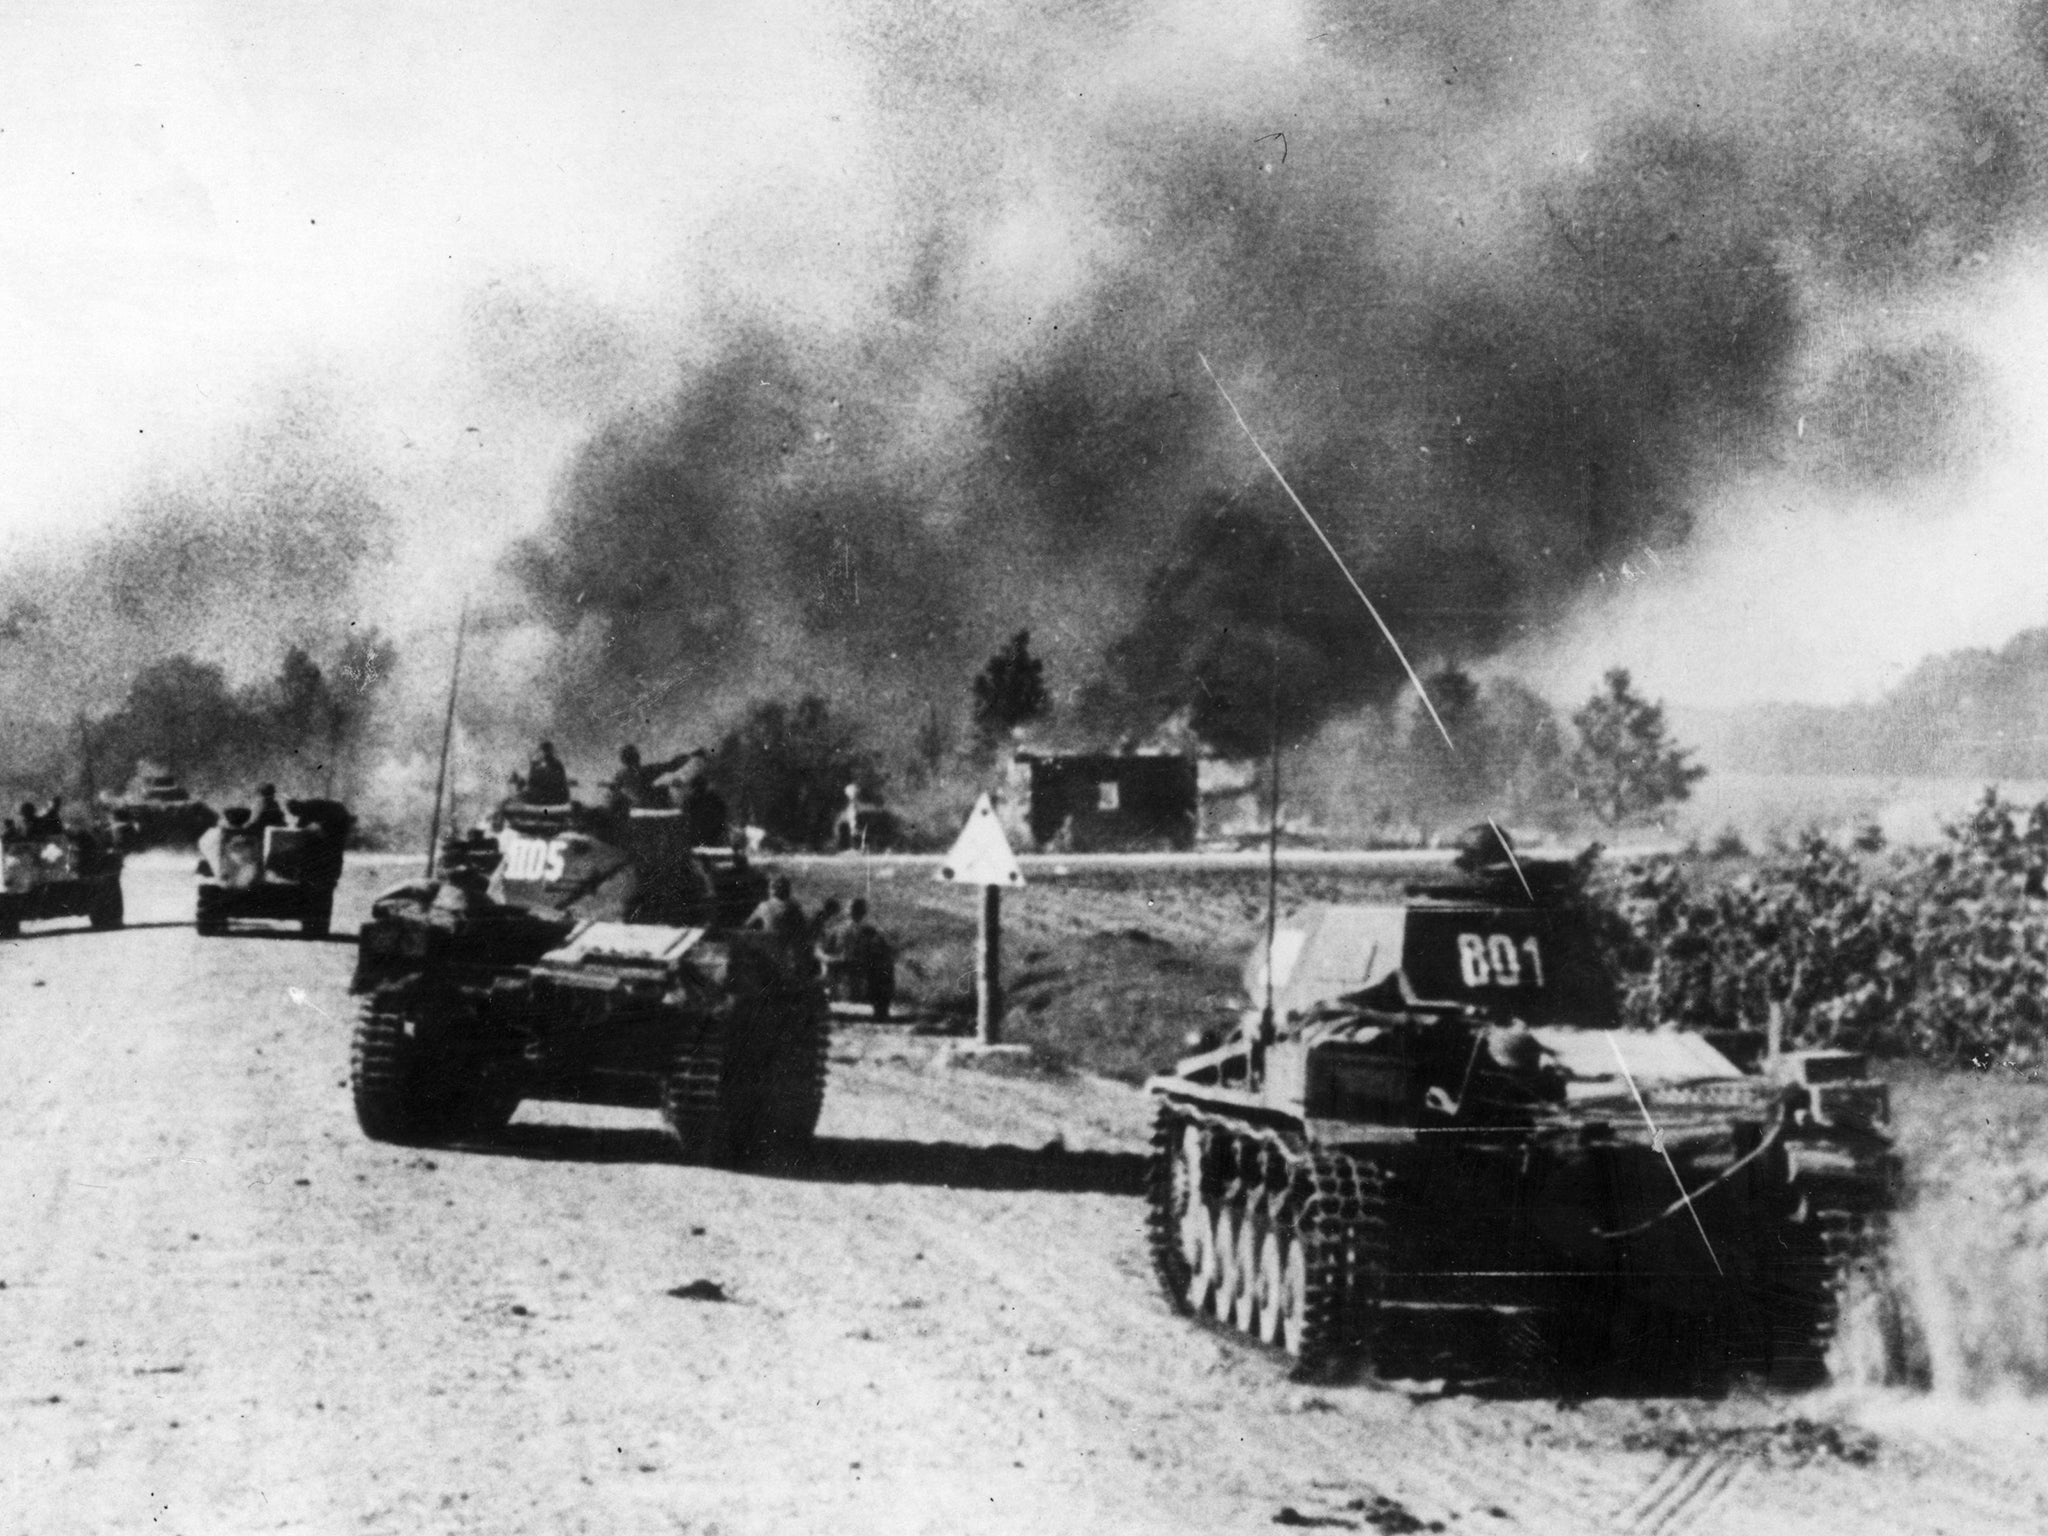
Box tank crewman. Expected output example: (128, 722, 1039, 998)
(745, 874, 813, 967)
(250, 783, 288, 832)
(677, 764, 729, 848)
(610, 743, 701, 809)
(523, 740, 570, 804)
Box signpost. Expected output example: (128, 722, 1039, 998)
(938, 794, 1025, 1048)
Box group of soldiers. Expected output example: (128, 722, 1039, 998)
(511, 740, 729, 849)
(743, 874, 894, 1011)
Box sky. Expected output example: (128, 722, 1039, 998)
(4, 0, 2048, 716)
(0, 0, 865, 575)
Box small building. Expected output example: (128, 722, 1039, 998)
(1004, 751, 1199, 852)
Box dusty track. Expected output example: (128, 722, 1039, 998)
(2, 859, 2044, 1534)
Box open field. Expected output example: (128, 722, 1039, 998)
(1, 856, 2045, 1534)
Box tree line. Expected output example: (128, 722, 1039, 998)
(80, 632, 396, 803)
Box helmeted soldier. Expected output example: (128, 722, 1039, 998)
(250, 784, 287, 833)
(523, 740, 570, 804)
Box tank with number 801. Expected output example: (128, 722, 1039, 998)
(348, 801, 828, 1166)
(1144, 829, 1908, 1388)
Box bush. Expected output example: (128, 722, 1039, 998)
(709, 694, 882, 849)
(1591, 789, 2048, 1071)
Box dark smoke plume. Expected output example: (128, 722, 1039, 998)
(509, 1, 2048, 755)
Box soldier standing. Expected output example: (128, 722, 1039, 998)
(745, 875, 813, 969)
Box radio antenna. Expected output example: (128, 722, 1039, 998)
(1261, 546, 1284, 1036)
(424, 596, 470, 879)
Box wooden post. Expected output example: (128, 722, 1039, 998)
(976, 883, 1004, 1045)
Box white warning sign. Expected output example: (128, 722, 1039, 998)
(937, 794, 1025, 887)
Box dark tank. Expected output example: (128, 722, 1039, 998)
(349, 801, 829, 1164)
(107, 772, 218, 850)
(1145, 836, 1902, 1387)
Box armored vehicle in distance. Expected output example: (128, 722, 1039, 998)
(349, 802, 829, 1164)
(196, 802, 352, 937)
(108, 773, 217, 850)
(1145, 843, 1901, 1386)
(0, 827, 124, 936)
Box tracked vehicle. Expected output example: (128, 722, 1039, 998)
(108, 773, 217, 850)
(1145, 839, 1902, 1385)
(0, 828, 124, 936)
(349, 802, 829, 1164)
(196, 802, 352, 937)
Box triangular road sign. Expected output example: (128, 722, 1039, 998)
(938, 794, 1024, 887)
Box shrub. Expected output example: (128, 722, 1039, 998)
(1591, 790, 2048, 1071)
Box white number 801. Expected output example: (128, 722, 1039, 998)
(1456, 932, 1546, 988)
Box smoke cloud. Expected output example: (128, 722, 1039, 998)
(507, 0, 2048, 755)
(9, 0, 2048, 811)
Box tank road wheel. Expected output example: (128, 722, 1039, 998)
(88, 882, 124, 931)
(1144, 1106, 1197, 1314)
(351, 984, 460, 1146)
(1213, 1196, 1247, 1324)
(1232, 1194, 1268, 1335)
(1180, 1127, 1223, 1315)
(662, 1019, 742, 1167)
(1256, 1220, 1289, 1348)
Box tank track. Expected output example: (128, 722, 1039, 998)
(1147, 1100, 1393, 1374)
(759, 998, 831, 1158)
(661, 1017, 741, 1166)
(1752, 1203, 1896, 1384)
(351, 981, 519, 1146)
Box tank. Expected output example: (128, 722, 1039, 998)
(0, 825, 124, 936)
(1144, 840, 1903, 1387)
(196, 800, 353, 937)
(347, 801, 830, 1165)
(107, 772, 218, 850)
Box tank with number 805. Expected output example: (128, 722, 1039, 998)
(348, 801, 829, 1166)
(1145, 829, 1908, 1388)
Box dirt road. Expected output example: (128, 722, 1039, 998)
(3, 859, 2044, 1535)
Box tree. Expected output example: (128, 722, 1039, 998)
(971, 630, 1049, 749)
(709, 694, 882, 848)
(1570, 668, 1706, 824)
(94, 656, 260, 784)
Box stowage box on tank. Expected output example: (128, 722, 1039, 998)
(348, 802, 829, 1165)
(1144, 844, 1903, 1386)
